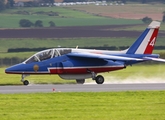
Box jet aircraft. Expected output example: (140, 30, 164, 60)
(5, 21, 165, 85)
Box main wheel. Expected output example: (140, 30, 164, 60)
(95, 75, 104, 84)
(23, 80, 29, 85)
(76, 79, 85, 84)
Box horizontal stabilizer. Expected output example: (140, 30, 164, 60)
(143, 57, 165, 62)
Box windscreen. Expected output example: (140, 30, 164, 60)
(24, 48, 71, 64)
(24, 49, 56, 64)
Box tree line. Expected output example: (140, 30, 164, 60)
(19, 19, 55, 27)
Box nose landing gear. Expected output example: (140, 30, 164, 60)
(21, 74, 30, 85)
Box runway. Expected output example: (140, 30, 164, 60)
(0, 83, 165, 94)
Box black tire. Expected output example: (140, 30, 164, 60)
(23, 80, 29, 85)
(76, 79, 85, 84)
(95, 75, 104, 84)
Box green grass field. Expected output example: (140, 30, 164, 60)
(0, 52, 36, 59)
(0, 6, 142, 28)
(4, 3, 165, 28)
(3, 3, 165, 28)
(0, 37, 135, 52)
(0, 91, 165, 120)
(1, 64, 165, 85)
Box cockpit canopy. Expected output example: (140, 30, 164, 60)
(24, 48, 72, 64)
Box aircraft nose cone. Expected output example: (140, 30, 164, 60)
(5, 63, 24, 74)
(5, 67, 14, 74)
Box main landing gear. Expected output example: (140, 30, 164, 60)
(95, 75, 104, 84)
(91, 71, 104, 84)
(21, 74, 30, 85)
(75, 72, 104, 84)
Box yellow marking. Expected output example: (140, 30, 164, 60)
(33, 65, 39, 72)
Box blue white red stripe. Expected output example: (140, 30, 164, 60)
(48, 65, 125, 74)
(126, 21, 160, 54)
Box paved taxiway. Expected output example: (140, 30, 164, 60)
(0, 83, 165, 94)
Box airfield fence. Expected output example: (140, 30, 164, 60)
(0, 58, 25, 66)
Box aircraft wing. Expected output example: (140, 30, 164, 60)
(143, 57, 165, 62)
(67, 52, 143, 61)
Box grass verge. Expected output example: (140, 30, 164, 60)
(0, 91, 165, 120)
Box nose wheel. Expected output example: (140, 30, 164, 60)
(21, 74, 30, 85)
(23, 80, 29, 85)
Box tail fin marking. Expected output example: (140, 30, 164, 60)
(126, 28, 150, 54)
(126, 21, 160, 54)
(143, 28, 159, 54)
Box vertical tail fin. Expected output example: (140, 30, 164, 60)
(126, 21, 160, 54)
